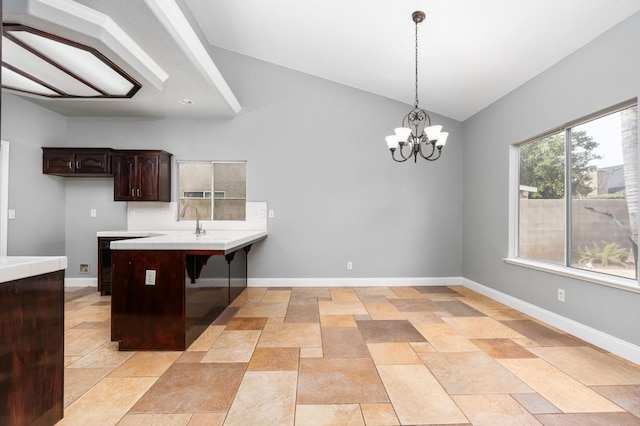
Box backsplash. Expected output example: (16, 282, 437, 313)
(126, 201, 267, 231)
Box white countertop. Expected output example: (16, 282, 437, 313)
(0, 256, 68, 283)
(105, 230, 268, 252)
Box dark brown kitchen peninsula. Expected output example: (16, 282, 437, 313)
(109, 230, 266, 351)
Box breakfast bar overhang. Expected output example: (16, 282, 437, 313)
(109, 230, 267, 351)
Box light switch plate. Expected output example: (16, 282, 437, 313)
(145, 270, 156, 285)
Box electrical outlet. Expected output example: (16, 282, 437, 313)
(268, 210, 275, 218)
(90, 209, 97, 218)
(347, 261, 353, 270)
(8, 209, 15, 219)
(557, 288, 565, 302)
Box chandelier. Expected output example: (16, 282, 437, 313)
(385, 11, 448, 163)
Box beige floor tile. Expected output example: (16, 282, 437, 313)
(201, 330, 261, 363)
(132, 363, 246, 413)
(453, 394, 540, 425)
(409, 342, 437, 353)
(258, 323, 322, 348)
(511, 393, 561, 414)
(242, 287, 269, 302)
(535, 412, 640, 424)
(225, 317, 268, 330)
(58, 377, 157, 425)
(295, 404, 364, 426)
(367, 342, 423, 365)
(248, 347, 299, 371)
(225, 371, 297, 425)
(330, 288, 361, 302)
(354, 286, 395, 298)
(319, 300, 368, 316)
(64, 327, 111, 357)
(322, 327, 369, 358)
(421, 351, 532, 394)
(176, 351, 205, 363)
(109, 351, 181, 377)
(187, 412, 226, 426)
(499, 358, 626, 413)
(64, 367, 112, 407)
(364, 302, 405, 320)
(403, 311, 445, 324)
(414, 323, 480, 352)
(298, 358, 388, 404)
(117, 413, 192, 425)
(64, 356, 82, 367)
(457, 295, 507, 311)
(320, 314, 357, 328)
(236, 302, 288, 317)
(470, 338, 537, 359)
(443, 316, 526, 339)
(377, 364, 468, 425)
(65, 304, 111, 324)
(261, 289, 291, 303)
(68, 341, 133, 369)
(360, 403, 400, 425)
(528, 346, 640, 385)
(390, 287, 425, 299)
(484, 309, 528, 321)
(300, 347, 323, 358)
(186, 325, 225, 351)
(285, 304, 320, 323)
(592, 385, 640, 418)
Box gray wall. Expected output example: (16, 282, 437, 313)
(463, 12, 640, 345)
(1, 94, 67, 256)
(63, 47, 464, 280)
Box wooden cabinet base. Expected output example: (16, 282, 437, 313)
(0, 271, 64, 426)
(111, 249, 247, 351)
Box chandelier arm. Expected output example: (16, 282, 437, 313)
(417, 141, 436, 160)
(422, 146, 443, 162)
(391, 150, 411, 163)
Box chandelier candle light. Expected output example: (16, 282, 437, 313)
(386, 11, 448, 163)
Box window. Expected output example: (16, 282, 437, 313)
(178, 161, 247, 221)
(516, 101, 638, 281)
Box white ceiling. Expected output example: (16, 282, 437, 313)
(4, 0, 640, 121)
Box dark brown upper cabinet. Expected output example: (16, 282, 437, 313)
(42, 148, 113, 176)
(113, 150, 172, 202)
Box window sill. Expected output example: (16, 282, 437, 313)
(504, 258, 640, 294)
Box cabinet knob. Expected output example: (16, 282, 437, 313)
(76, 160, 81, 170)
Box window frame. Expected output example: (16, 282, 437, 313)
(507, 98, 640, 293)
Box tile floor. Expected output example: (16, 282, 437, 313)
(58, 285, 640, 425)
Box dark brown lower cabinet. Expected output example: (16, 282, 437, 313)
(0, 270, 64, 426)
(98, 236, 143, 295)
(111, 247, 248, 351)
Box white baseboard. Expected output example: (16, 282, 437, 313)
(248, 277, 463, 288)
(462, 278, 640, 365)
(65, 277, 97, 287)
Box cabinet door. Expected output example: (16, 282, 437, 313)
(136, 155, 159, 200)
(75, 152, 110, 174)
(43, 151, 74, 174)
(114, 154, 137, 200)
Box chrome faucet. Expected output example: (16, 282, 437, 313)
(180, 204, 203, 235)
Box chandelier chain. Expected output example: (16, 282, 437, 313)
(414, 19, 419, 108)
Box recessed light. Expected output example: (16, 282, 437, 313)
(179, 98, 193, 105)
